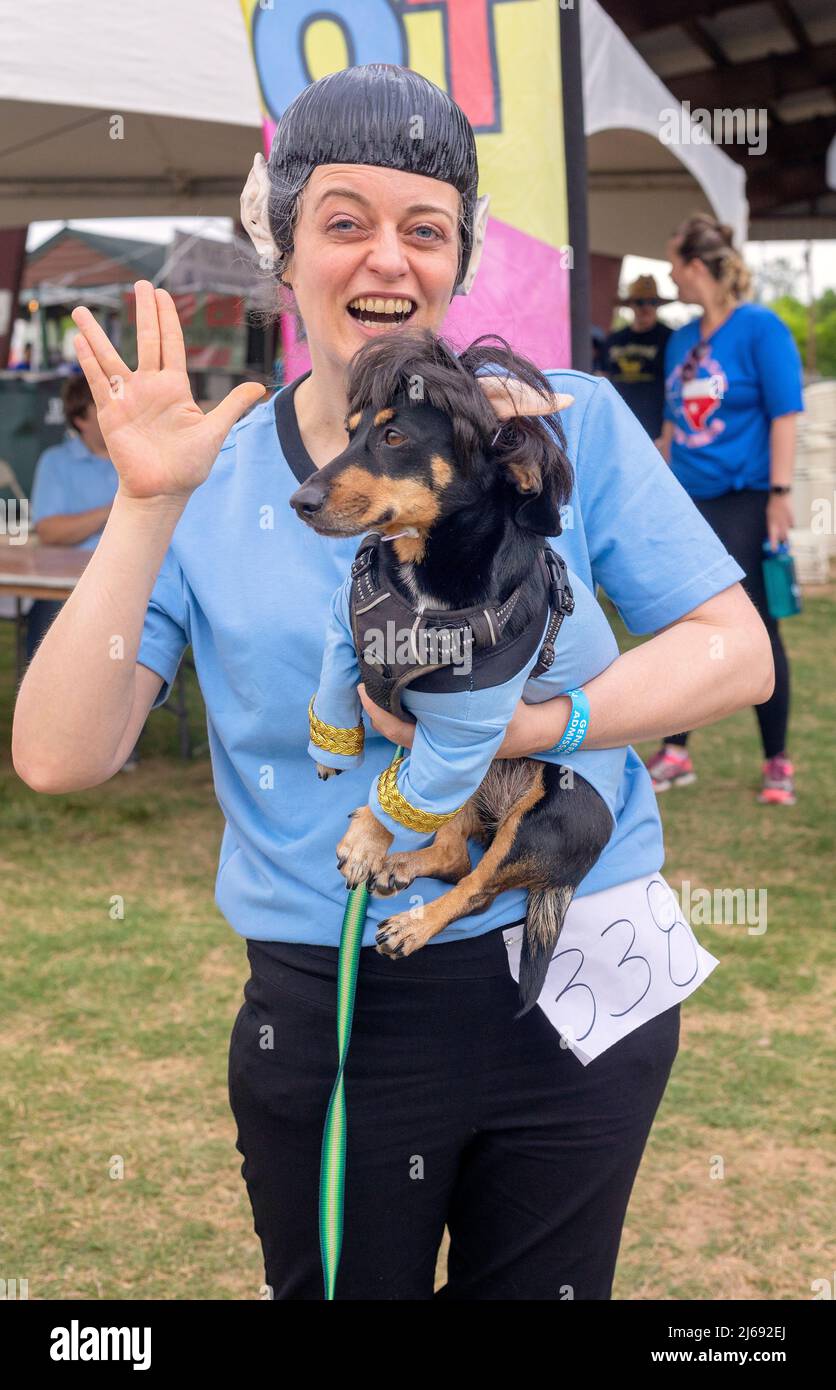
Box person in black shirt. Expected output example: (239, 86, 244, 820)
(602, 275, 673, 440)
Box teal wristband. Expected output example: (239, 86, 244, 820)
(547, 688, 590, 755)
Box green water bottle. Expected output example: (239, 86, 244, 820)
(761, 540, 802, 619)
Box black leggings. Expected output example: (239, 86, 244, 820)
(665, 488, 790, 758)
(228, 924, 680, 1300)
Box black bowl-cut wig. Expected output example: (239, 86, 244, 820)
(266, 64, 479, 293)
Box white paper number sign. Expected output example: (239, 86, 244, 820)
(503, 873, 719, 1065)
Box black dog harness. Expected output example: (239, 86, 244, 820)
(349, 530, 576, 719)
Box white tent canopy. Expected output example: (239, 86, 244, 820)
(0, 0, 261, 224)
(582, 0, 748, 258)
(0, 0, 747, 260)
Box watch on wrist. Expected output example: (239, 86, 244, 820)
(769, 485, 791, 495)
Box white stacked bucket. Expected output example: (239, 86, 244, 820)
(790, 381, 835, 584)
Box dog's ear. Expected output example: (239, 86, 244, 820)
(478, 375, 573, 533)
(495, 417, 571, 535)
(504, 456, 563, 534)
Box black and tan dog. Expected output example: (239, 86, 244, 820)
(290, 330, 614, 1015)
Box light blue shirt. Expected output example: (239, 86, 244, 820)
(136, 371, 745, 947)
(29, 434, 119, 549)
(309, 565, 627, 854)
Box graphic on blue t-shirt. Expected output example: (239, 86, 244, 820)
(663, 303, 803, 499)
(666, 341, 728, 450)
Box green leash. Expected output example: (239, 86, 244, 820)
(319, 744, 405, 1301)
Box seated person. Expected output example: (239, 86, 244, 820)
(27, 376, 141, 770)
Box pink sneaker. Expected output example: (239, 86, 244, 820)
(757, 754, 796, 805)
(645, 744, 697, 792)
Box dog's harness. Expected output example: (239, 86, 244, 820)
(348, 530, 575, 720)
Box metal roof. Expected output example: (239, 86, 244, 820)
(599, 0, 836, 237)
(25, 227, 167, 283)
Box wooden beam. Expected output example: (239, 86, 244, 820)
(599, 0, 766, 40)
(682, 17, 729, 69)
(665, 43, 836, 107)
(772, 0, 810, 54)
(657, 114, 836, 176)
(772, 0, 836, 106)
(752, 114, 836, 162)
(747, 159, 831, 214)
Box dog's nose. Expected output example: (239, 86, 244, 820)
(289, 482, 326, 517)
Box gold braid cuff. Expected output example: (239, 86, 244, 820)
(308, 695, 365, 757)
(376, 755, 464, 833)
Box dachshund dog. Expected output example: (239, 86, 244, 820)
(290, 329, 621, 1016)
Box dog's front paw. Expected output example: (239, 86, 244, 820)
(316, 762, 343, 780)
(375, 910, 433, 958)
(336, 806, 394, 889)
(370, 853, 420, 897)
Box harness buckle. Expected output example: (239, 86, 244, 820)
(350, 547, 375, 579)
(351, 531, 383, 580)
(543, 547, 574, 616)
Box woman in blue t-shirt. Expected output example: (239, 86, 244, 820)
(14, 68, 774, 1301)
(654, 214, 804, 805)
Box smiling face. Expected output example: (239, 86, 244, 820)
(289, 398, 467, 559)
(281, 163, 462, 373)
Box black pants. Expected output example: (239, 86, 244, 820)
(228, 923, 680, 1300)
(665, 488, 789, 758)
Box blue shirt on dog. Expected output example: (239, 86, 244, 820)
(308, 564, 627, 854)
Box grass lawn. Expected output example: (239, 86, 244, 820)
(0, 576, 833, 1301)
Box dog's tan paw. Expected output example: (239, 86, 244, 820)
(336, 806, 393, 889)
(316, 762, 342, 780)
(370, 853, 420, 897)
(374, 912, 433, 958)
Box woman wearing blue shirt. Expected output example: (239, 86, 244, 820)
(13, 68, 773, 1301)
(653, 214, 803, 805)
(27, 375, 119, 662)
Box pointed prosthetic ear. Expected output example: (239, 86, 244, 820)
(454, 194, 491, 296)
(240, 152, 280, 270)
(478, 375, 574, 418)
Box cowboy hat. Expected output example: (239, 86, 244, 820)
(616, 274, 675, 306)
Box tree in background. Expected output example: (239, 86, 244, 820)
(752, 249, 835, 379)
(753, 256, 799, 302)
(768, 290, 836, 379)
